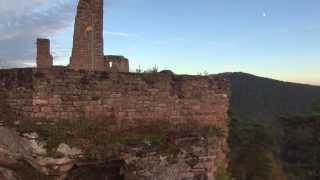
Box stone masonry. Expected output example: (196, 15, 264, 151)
(36, 39, 53, 68)
(0, 67, 230, 179)
(104, 55, 129, 72)
(69, 0, 105, 71)
(2, 1, 230, 179)
(36, 0, 132, 72)
(0, 68, 229, 127)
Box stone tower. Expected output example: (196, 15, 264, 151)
(69, 0, 105, 71)
(36, 38, 53, 68)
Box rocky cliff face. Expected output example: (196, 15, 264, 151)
(0, 126, 82, 180)
(0, 121, 228, 180)
(0, 68, 230, 180)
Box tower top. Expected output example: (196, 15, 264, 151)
(69, 0, 105, 71)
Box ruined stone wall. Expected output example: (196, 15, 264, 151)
(36, 39, 53, 68)
(104, 55, 129, 73)
(0, 67, 230, 180)
(0, 68, 34, 120)
(0, 68, 229, 126)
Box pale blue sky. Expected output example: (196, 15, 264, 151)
(0, 0, 319, 85)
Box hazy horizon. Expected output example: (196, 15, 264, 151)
(0, 0, 319, 85)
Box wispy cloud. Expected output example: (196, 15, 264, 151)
(0, 58, 34, 69)
(0, 0, 75, 67)
(153, 37, 186, 46)
(104, 31, 138, 38)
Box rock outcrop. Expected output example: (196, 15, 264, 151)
(0, 121, 228, 180)
(0, 127, 83, 179)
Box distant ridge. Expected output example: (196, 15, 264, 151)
(0, 61, 28, 69)
(219, 72, 320, 123)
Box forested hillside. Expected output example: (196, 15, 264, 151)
(222, 73, 320, 180)
(221, 72, 320, 123)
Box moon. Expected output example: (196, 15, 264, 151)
(262, 12, 267, 17)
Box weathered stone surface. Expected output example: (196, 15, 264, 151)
(23, 132, 39, 139)
(57, 144, 83, 157)
(0, 167, 18, 180)
(0, 127, 83, 179)
(104, 55, 129, 72)
(67, 0, 131, 72)
(0, 0, 229, 178)
(0, 127, 28, 162)
(36, 38, 53, 68)
(69, 0, 105, 71)
(123, 136, 227, 180)
(0, 67, 230, 179)
(0, 68, 229, 130)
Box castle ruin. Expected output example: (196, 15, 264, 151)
(0, 68, 230, 180)
(69, 0, 105, 71)
(36, 0, 129, 72)
(0, 0, 230, 179)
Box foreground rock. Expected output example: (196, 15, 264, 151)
(0, 122, 228, 180)
(0, 127, 82, 179)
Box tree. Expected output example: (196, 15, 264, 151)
(228, 112, 281, 180)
